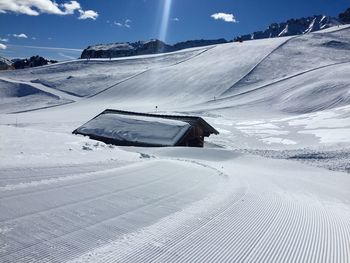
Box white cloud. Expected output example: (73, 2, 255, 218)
(62, 0, 80, 15)
(0, 0, 98, 20)
(125, 19, 132, 28)
(58, 52, 76, 60)
(0, 0, 64, 16)
(8, 44, 82, 52)
(211, 12, 238, 23)
(78, 9, 98, 20)
(0, 37, 9, 42)
(13, 33, 28, 39)
(0, 43, 7, 49)
(114, 19, 132, 28)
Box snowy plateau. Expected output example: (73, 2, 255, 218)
(0, 25, 350, 262)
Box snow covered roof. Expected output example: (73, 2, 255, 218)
(73, 109, 219, 147)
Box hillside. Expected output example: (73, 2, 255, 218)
(0, 25, 349, 262)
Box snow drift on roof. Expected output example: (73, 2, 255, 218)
(76, 113, 191, 146)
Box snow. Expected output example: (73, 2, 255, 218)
(0, 25, 350, 262)
(0, 47, 207, 98)
(261, 137, 297, 145)
(0, 79, 69, 113)
(299, 128, 350, 144)
(75, 113, 191, 146)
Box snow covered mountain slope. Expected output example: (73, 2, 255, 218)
(0, 47, 208, 98)
(0, 79, 70, 114)
(222, 26, 350, 98)
(0, 25, 350, 262)
(204, 62, 350, 114)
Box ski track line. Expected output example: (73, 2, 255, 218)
(217, 60, 350, 103)
(0, 77, 79, 102)
(0, 160, 140, 192)
(0, 163, 183, 222)
(150, 194, 272, 262)
(4, 181, 210, 262)
(8, 100, 75, 114)
(66, 176, 246, 263)
(113, 192, 350, 263)
(1, 165, 222, 262)
(63, 156, 350, 263)
(0, 162, 149, 199)
(219, 36, 298, 97)
(244, 195, 295, 262)
(86, 47, 213, 99)
(0, 162, 127, 185)
(93, 184, 251, 263)
(123, 188, 248, 263)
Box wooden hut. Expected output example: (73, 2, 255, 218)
(73, 109, 219, 148)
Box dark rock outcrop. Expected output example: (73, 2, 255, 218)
(173, 39, 227, 50)
(81, 38, 228, 59)
(339, 8, 350, 24)
(0, 56, 14, 70)
(81, 39, 174, 59)
(234, 15, 341, 42)
(11, 56, 57, 69)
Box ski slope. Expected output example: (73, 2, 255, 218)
(0, 25, 350, 262)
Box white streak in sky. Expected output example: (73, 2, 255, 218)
(159, 0, 172, 41)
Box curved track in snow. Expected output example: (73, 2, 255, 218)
(202, 61, 350, 106)
(219, 36, 297, 97)
(64, 152, 350, 263)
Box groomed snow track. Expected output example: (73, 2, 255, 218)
(2, 152, 348, 263)
(65, 154, 350, 263)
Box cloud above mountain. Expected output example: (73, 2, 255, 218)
(78, 9, 98, 20)
(114, 19, 132, 28)
(211, 12, 238, 23)
(13, 33, 28, 39)
(63, 1, 81, 15)
(0, 0, 98, 20)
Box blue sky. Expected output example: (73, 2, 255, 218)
(0, 0, 348, 60)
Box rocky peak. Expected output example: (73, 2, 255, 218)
(235, 15, 341, 42)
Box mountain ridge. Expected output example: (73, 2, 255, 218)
(81, 9, 349, 59)
(234, 15, 341, 42)
(80, 39, 227, 59)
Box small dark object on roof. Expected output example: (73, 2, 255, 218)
(73, 109, 219, 148)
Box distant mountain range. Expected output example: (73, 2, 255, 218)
(2, 7, 350, 64)
(81, 7, 350, 59)
(234, 15, 341, 42)
(0, 56, 57, 71)
(80, 39, 227, 59)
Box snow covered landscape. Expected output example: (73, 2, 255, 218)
(1, 24, 350, 262)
